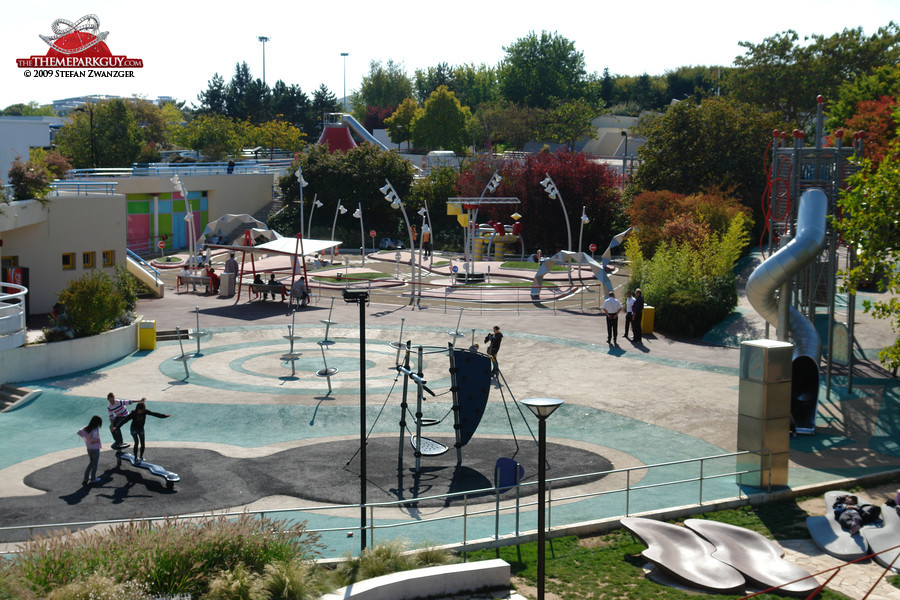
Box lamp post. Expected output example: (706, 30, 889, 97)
(331, 200, 348, 258)
(340, 52, 349, 112)
(258, 36, 270, 86)
(171, 175, 196, 271)
(307, 196, 323, 240)
(465, 171, 502, 277)
(416, 205, 429, 304)
(296, 166, 308, 239)
(539, 174, 571, 252)
(380, 180, 416, 301)
(520, 397, 565, 600)
(578, 206, 589, 256)
(353, 205, 366, 267)
(621, 130, 628, 177)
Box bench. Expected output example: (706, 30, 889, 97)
(320, 559, 510, 600)
(250, 283, 286, 301)
(177, 275, 210, 293)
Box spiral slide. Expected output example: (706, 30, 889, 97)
(746, 188, 827, 434)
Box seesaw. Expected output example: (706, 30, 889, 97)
(116, 451, 181, 490)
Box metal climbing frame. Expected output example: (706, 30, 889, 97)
(764, 96, 864, 399)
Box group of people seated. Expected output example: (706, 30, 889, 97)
(252, 273, 282, 300)
(833, 494, 882, 535)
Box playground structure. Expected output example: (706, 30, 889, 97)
(317, 113, 391, 152)
(531, 227, 633, 297)
(748, 96, 865, 434)
(447, 181, 520, 282)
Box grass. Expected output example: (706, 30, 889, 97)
(501, 261, 569, 272)
(466, 497, 858, 600)
(311, 272, 392, 284)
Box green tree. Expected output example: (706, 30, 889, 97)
(835, 132, 900, 371)
(311, 85, 341, 134)
(250, 119, 307, 157)
(225, 61, 254, 120)
(55, 99, 143, 168)
(727, 24, 900, 126)
(829, 63, 900, 127)
(7, 157, 52, 201)
(543, 99, 597, 150)
(172, 114, 248, 160)
(384, 98, 418, 149)
(1, 101, 56, 116)
(498, 31, 587, 109)
(630, 98, 780, 216)
(451, 63, 499, 108)
(352, 59, 413, 118)
(271, 80, 313, 131)
(197, 72, 227, 114)
(410, 86, 471, 153)
(414, 62, 455, 104)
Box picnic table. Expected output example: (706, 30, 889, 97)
(177, 274, 210, 293)
(250, 283, 286, 301)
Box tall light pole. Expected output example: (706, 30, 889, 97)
(578, 206, 589, 256)
(296, 166, 308, 239)
(258, 36, 270, 86)
(380, 180, 416, 302)
(539, 174, 571, 252)
(521, 397, 565, 600)
(307, 195, 323, 240)
(340, 52, 349, 112)
(331, 199, 348, 256)
(353, 205, 366, 267)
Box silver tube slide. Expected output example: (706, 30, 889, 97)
(340, 114, 390, 151)
(746, 187, 827, 433)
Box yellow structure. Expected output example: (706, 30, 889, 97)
(138, 319, 157, 351)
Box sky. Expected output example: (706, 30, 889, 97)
(1, 0, 897, 111)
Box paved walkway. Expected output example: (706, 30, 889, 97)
(2, 250, 899, 598)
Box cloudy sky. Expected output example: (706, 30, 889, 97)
(1, 0, 896, 109)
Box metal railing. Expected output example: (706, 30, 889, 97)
(50, 180, 118, 195)
(67, 160, 294, 179)
(0, 283, 27, 351)
(0, 450, 771, 556)
(126, 249, 162, 286)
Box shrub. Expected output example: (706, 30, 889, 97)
(46, 574, 149, 600)
(257, 559, 325, 600)
(203, 564, 261, 600)
(7, 157, 52, 201)
(42, 268, 139, 341)
(331, 539, 455, 588)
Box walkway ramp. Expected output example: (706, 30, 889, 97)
(126, 255, 165, 297)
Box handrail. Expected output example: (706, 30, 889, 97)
(50, 180, 118, 196)
(0, 449, 771, 555)
(126, 248, 161, 284)
(0, 283, 27, 351)
(67, 160, 294, 179)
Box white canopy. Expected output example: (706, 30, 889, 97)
(252, 237, 342, 256)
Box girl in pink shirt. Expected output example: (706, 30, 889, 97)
(77, 415, 103, 486)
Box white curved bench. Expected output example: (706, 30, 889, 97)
(319, 558, 510, 600)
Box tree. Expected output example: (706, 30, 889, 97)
(839, 96, 898, 164)
(727, 24, 900, 126)
(630, 97, 780, 217)
(172, 114, 248, 160)
(410, 86, 471, 153)
(414, 63, 455, 104)
(271, 80, 313, 130)
(498, 31, 587, 109)
(55, 99, 143, 168)
(384, 98, 418, 149)
(451, 63, 499, 108)
(835, 133, 900, 371)
(7, 157, 52, 201)
(543, 99, 597, 150)
(249, 120, 307, 158)
(353, 59, 413, 117)
(225, 62, 254, 120)
(310, 85, 341, 135)
(197, 73, 227, 115)
(829, 63, 900, 127)
(1, 101, 56, 116)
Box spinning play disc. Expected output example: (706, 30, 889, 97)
(410, 436, 449, 456)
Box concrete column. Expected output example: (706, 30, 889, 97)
(737, 339, 793, 487)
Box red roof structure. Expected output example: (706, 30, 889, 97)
(317, 118, 358, 153)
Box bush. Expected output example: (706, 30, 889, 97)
(331, 539, 455, 588)
(42, 269, 139, 341)
(46, 574, 149, 600)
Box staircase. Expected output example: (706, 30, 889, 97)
(156, 329, 192, 342)
(250, 184, 285, 225)
(0, 383, 40, 412)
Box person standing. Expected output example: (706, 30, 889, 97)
(422, 224, 432, 257)
(484, 325, 503, 376)
(601, 292, 623, 344)
(624, 291, 635, 340)
(224, 252, 239, 276)
(77, 415, 104, 486)
(114, 400, 171, 462)
(106, 392, 134, 449)
(632, 289, 645, 344)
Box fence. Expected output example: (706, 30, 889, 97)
(0, 449, 771, 557)
(50, 180, 118, 195)
(0, 283, 27, 351)
(67, 160, 294, 179)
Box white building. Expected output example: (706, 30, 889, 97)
(0, 116, 65, 185)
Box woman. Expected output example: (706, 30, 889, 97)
(114, 401, 171, 462)
(77, 415, 103, 486)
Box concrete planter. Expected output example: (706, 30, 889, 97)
(0, 319, 139, 385)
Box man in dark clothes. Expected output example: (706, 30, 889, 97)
(632, 289, 645, 344)
(485, 325, 503, 376)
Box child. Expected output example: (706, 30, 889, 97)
(106, 392, 134, 449)
(267, 273, 278, 300)
(114, 401, 171, 461)
(833, 494, 880, 535)
(77, 415, 103, 486)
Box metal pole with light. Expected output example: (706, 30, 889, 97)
(341, 52, 349, 112)
(296, 167, 308, 239)
(353, 205, 366, 267)
(171, 175, 196, 271)
(621, 131, 628, 177)
(577, 206, 589, 256)
(307, 195, 323, 240)
(342, 287, 370, 553)
(416, 205, 429, 306)
(331, 198, 347, 260)
(521, 397, 565, 600)
(380, 180, 416, 301)
(539, 174, 572, 252)
(258, 36, 270, 86)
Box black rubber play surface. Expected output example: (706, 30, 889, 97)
(0, 436, 612, 542)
